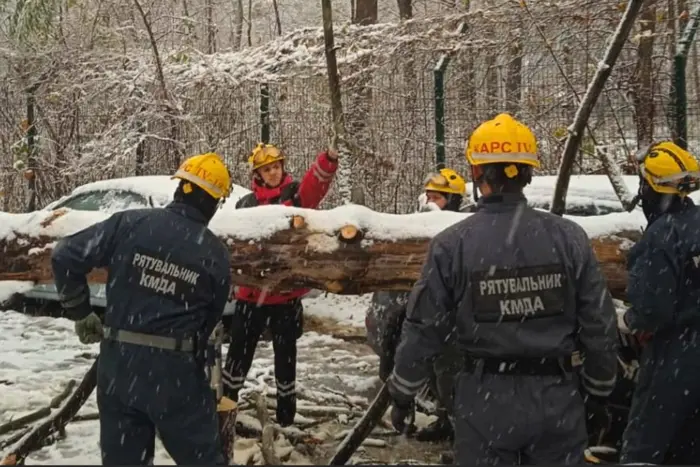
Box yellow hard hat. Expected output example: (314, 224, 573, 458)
(424, 168, 466, 195)
(171, 152, 231, 200)
(465, 113, 540, 168)
(248, 143, 285, 171)
(637, 141, 700, 196)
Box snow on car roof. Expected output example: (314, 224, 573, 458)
(467, 174, 700, 212)
(44, 175, 251, 210)
(71, 175, 180, 200)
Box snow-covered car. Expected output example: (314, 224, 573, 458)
(22, 175, 252, 316)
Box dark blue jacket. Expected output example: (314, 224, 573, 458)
(625, 198, 700, 334)
(51, 202, 231, 344)
(388, 193, 619, 402)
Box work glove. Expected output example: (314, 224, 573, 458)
(379, 352, 394, 382)
(75, 312, 104, 344)
(616, 309, 631, 334)
(617, 309, 653, 346)
(389, 398, 416, 435)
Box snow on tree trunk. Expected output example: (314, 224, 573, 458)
(596, 144, 637, 211)
(0, 205, 646, 300)
(321, 0, 352, 204)
(551, 0, 645, 216)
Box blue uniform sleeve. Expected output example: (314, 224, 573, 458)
(573, 230, 618, 398)
(51, 213, 124, 321)
(212, 249, 232, 323)
(387, 237, 456, 403)
(624, 225, 679, 334)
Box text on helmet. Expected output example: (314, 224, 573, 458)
(181, 162, 227, 194)
(473, 141, 535, 154)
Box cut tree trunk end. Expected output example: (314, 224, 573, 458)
(217, 396, 238, 463)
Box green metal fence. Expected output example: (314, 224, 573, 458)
(0, 1, 697, 214)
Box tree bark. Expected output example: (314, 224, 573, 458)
(271, 0, 282, 36)
(321, 0, 352, 204)
(397, 0, 412, 19)
(0, 208, 642, 301)
(631, 0, 657, 148)
(354, 0, 378, 25)
(550, 0, 645, 216)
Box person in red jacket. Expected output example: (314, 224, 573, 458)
(223, 143, 338, 426)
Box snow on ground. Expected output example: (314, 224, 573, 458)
(0, 292, 380, 465)
(302, 293, 371, 328)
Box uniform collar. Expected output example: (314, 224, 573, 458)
(165, 201, 209, 225)
(476, 192, 528, 212)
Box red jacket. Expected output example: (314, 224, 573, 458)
(235, 151, 338, 305)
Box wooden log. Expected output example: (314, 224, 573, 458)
(217, 396, 238, 464)
(0, 205, 644, 301)
(328, 382, 392, 465)
(254, 391, 281, 465)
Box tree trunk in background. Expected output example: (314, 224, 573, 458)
(631, 0, 657, 148)
(24, 88, 37, 213)
(343, 0, 377, 205)
(232, 0, 243, 49)
(397, 0, 412, 19)
(247, 0, 252, 46)
(206, 0, 216, 53)
(272, 0, 282, 36)
(354, 0, 378, 25)
(505, 35, 523, 114)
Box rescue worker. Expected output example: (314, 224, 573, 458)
(369, 167, 466, 443)
(223, 143, 338, 426)
(617, 141, 700, 465)
(51, 153, 233, 465)
(386, 113, 619, 465)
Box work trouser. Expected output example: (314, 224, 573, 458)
(97, 330, 225, 465)
(223, 299, 303, 426)
(429, 346, 461, 418)
(453, 356, 587, 465)
(620, 328, 700, 464)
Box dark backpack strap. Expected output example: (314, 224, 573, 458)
(279, 181, 301, 207)
(235, 193, 258, 209)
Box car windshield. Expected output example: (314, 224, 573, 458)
(53, 189, 150, 212)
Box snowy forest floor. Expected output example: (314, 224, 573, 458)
(0, 294, 449, 465)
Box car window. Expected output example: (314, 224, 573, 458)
(528, 201, 624, 216)
(52, 190, 150, 212)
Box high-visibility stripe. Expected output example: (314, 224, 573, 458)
(174, 169, 226, 198)
(470, 151, 538, 162)
(389, 370, 427, 398)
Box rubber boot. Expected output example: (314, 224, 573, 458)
(415, 410, 454, 442)
(276, 394, 296, 427)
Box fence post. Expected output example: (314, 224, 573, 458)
(673, 2, 700, 150)
(433, 22, 467, 171)
(260, 83, 270, 143)
(434, 59, 447, 170)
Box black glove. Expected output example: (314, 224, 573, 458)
(583, 394, 612, 444)
(379, 349, 394, 382)
(390, 398, 416, 435)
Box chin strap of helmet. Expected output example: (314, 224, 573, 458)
(471, 166, 484, 203)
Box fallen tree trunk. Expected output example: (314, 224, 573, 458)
(0, 205, 644, 301)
